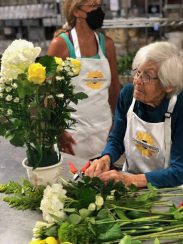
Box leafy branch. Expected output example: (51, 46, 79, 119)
(0, 178, 45, 210)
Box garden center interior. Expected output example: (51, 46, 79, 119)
(0, 0, 182, 85)
(0, 1, 183, 243)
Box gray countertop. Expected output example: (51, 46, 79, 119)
(0, 137, 183, 244)
(0, 137, 87, 244)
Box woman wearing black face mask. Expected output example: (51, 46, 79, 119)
(48, 0, 120, 160)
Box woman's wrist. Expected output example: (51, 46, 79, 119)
(102, 154, 111, 168)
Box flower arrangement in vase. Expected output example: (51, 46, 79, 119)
(0, 39, 87, 184)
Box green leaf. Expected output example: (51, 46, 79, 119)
(132, 241, 142, 244)
(71, 92, 88, 104)
(1, 179, 44, 210)
(136, 190, 157, 202)
(119, 235, 132, 244)
(16, 77, 35, 98)
(38, 55, 57, 77)
(79, 208, 91, 218)
(115, 209, 129, 221)
(5, 129, 25, 147)
(97, 209, 114, 220)
(119, 236, 142, 244)
(67, 214, 82, 225)
(74, 187, 96, 209)
(154, 237, 160, 244)
(64, 208, 76, 213)
(0, 122, 11, 136)
(98, 223, 122, 241)
(44, 225, 58, 239)
(147, 183, 157, 191)
(126, 210, 145, 219)
(174, 210, 183, 220)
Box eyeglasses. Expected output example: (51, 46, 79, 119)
(131, 69, 159, 84)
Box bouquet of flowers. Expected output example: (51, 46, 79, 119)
(1, 177, 183, 244)
(0, 39, 87, 168)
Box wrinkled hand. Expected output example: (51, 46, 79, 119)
(58, 131, 76, 155)
(85, 155, 110, 178)
(99, 171, 147, 188)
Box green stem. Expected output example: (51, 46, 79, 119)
(159, 193, 183, 197)
(133, 226, 183, 240)
(110, 204, 174, 216)
(95, 215, 177, 226)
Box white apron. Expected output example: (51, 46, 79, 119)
(67, 28, 112, 159)
(123, 95, 177, 173)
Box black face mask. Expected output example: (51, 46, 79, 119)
(86, 7, 105, 30)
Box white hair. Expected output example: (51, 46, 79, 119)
(132, 42, 183, 95)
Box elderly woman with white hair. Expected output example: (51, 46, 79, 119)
(85, 41, 183, 188)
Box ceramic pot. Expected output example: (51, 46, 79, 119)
(22, 156, 63, 186)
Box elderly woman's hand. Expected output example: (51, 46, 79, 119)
(98, 171, 147, 188)
(85, 155, 110, 178)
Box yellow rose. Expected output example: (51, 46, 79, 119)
(70, 58, 81, 76)
(29, 239, 45, 244)
(45, 237, 59, 244)
(54, 57, 63, 72)
(28, 63, 46, 85)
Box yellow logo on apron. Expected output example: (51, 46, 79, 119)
(85, 71, 105, 90)
(133, 131, 159, 157)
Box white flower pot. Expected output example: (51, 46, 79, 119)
(22, 156, 63, 186)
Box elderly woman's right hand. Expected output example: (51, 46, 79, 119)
(85, 155, 111, 178)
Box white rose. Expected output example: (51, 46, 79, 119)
(5, 95, 12, 101)
(1, 39, 41, 80)
(33, 221, 52, 238)
(55, 76, 64, 81)
(5, 86, 12, 92)
(7, 109, 13, 115)
(40, 183, 67, 224)
(0, 87, 4, 92)
(12, 83, 18, 89)
(13, 97, 19, 103)
(88, 203, 96, 211)
(56, 93, 64, 98)
(95, 195, 104, 209)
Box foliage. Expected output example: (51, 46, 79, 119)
(0, 179, 44, 210)
(117, 52, 135, 76)
(1, 177, 183, 243)
(0, 39, 87, 168)
(58, 221, 90, 244)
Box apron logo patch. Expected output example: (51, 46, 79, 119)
(133, 131, 159, 157)
(83, 71, 106, 90)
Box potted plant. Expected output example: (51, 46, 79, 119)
(0, 39, 87, 185)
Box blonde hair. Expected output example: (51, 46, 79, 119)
(64, 0, 85, 28)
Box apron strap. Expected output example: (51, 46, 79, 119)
(71, 28, 81, 58)
(164, 95, 177, 167)
(71, 28, 105, 58)
(93, 32, 105, 58)
(127, 97, 136, 115)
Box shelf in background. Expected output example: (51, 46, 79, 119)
(103, 17, 183, 29)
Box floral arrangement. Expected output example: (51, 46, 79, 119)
(0, 39, 87, 168)
(1, 177, 183, 244)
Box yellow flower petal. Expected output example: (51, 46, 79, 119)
(45, 236, 59, 244)
(29, 240, 45, 244)
(28, 63, 46, 85)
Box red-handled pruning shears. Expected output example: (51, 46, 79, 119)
(68, 161, 91, 180)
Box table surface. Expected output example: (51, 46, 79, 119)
(0, 137, 87, 244)
(0, 137, 183, 244)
